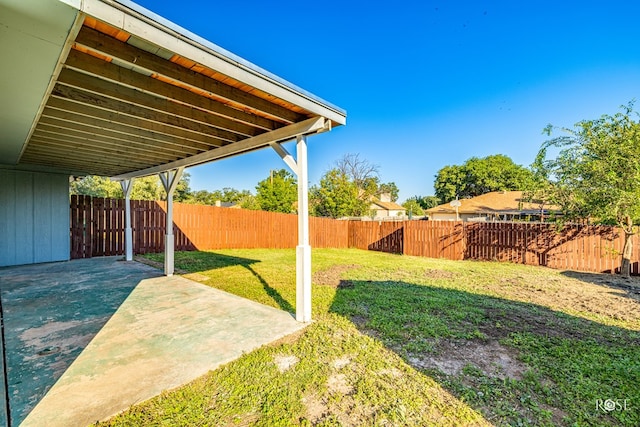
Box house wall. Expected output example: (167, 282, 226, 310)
(429, 213, 483, 221)
(0, 169, 70, 267)
(372, 209, 389, 219)
(429, 213, 459, 221)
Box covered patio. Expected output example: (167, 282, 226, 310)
(0, 0, 345, 425)
(1, 0, 346, 321)
(0, 256, 305, 426)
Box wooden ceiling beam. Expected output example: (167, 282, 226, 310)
(57, 68, 249, 139)
(33, 123, 184, 162)
(47, 96, 225, 148)
(22, 144, 151, 170)
(75, 26, 305, 124)
(18, 154, 125, 177)
(40, 108, 210, 154)
(65, 49, 278, 134)
(30, 132, 171, 165)
(52, 77, 242, 144)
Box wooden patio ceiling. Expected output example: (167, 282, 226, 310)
(17, 11, 345, 178)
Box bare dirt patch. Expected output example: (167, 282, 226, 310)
(273, 354, 299, 373)
(313, 264, 360, 287)
(424, 268, 457, 280)
(302, 393, 328, 425)
(303, 393, 374, 427)
(332, 356, 352, 370)
(564, 271, 640, 302)
(409, 339, 527, 380)
(477, 270, 640, 327)
(327, 373, 353, 394)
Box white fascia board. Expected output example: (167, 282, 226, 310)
(79, 0, 346, 125)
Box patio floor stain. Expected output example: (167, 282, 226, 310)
(0, 257, 305, 427)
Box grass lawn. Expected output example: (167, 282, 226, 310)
(98, 249, 640, 426)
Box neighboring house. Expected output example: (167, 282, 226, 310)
(426, 191, 558, 222)
(369, 193, 406, 219)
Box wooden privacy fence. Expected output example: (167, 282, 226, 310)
(70, 195, 348, 258)
(464, 222, 640, 275)
(70, 196, 640, 275)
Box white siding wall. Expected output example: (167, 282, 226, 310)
(429, 213, 459, 221)
(0, 169, 70, 267)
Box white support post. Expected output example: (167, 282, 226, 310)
(120, 179, 134, 261)
(295, 135, 312, 322)
(159, 167, 184, 276)
(270, 138, 312, 322)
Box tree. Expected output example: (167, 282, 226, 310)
(434, 155, 534, 203)
(533, 102, 640, 276)
(70, 173, 192, 201)
(190, 189, 218, 205)
(70, 176, 121, 198)
(335, 153, 379, 190)
(173, 172, 192, 202)
(433, 165, 466, 203)
(378, 182, 399, 202)
(130, 176, 163, 200)
(417, 195, 442, 210)
(255, 169, 297, 213)
(402, 198, 424, 216)
(237, 193, 260, 210)
(402, 195, 441, 216)
(334, 153, 399, 202)
(311, 169, 367, 218)
(189, 187, 259, 209)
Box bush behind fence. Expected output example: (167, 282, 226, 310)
(70, 195, 640, 275)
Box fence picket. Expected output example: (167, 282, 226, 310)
(69, 196, 639, 275)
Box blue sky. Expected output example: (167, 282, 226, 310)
(134, 0, 640, 202)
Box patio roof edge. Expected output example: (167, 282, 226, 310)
(76, 0, 346, 125)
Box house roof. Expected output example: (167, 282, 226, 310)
(0, 0, 346, 179)
(371, 200, 406, 211)
(426, 191, 556, 215)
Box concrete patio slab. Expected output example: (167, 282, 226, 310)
(0, 257, 305, 427)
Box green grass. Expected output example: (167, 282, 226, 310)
(99, 249, 640, 426)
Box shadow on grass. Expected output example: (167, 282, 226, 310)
(561, 270, 640, 303)
(329, 279, 640, 427)
(167, 251, 294, 314)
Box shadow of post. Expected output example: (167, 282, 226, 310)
(157, 251, 295, 315)
(244, 265, 294, 314)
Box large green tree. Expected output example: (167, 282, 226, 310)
(434, 155, 534, 203)
(311, 169, 368, 218)
(255, 169, 297, 213)
(533, 103, 640, 276)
